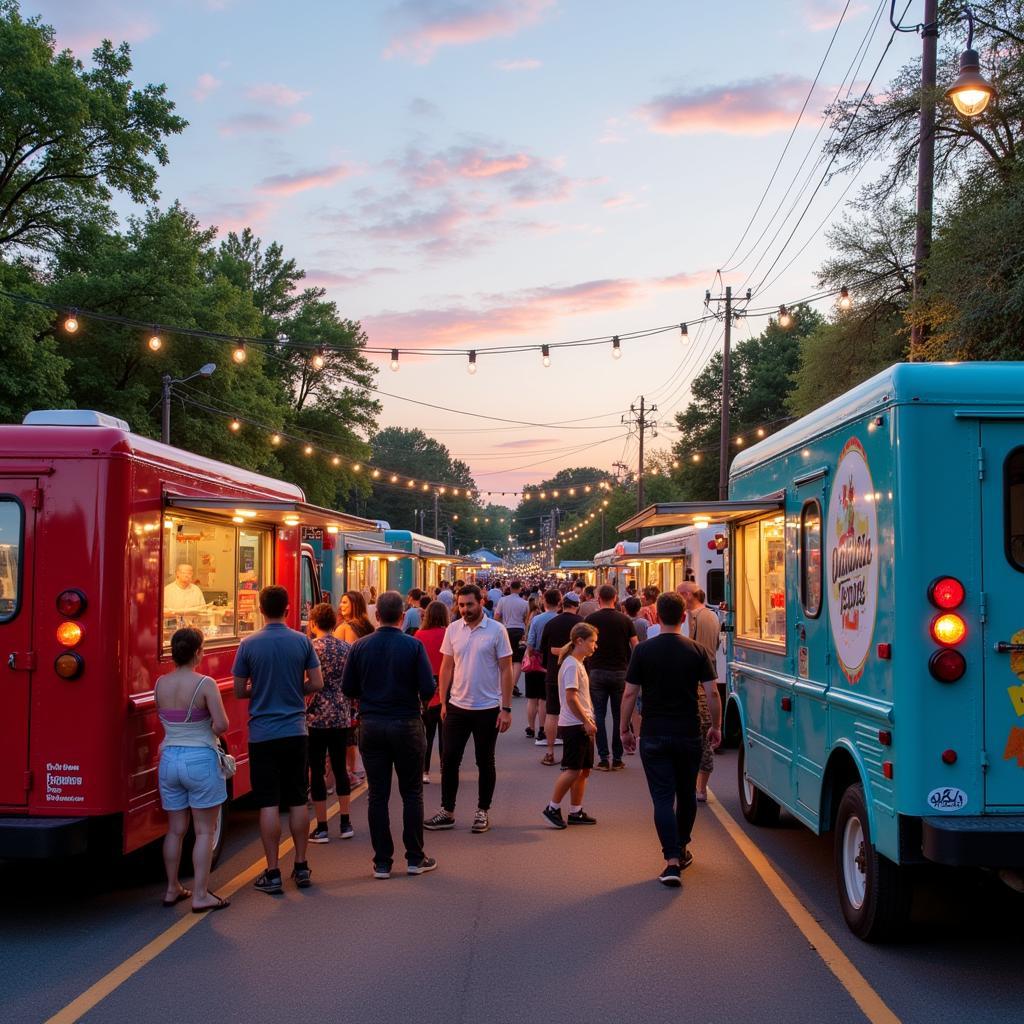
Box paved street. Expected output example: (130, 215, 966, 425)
(2, 721, 1022, 1024)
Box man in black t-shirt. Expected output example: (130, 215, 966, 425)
(585, 584, 637, 770)
(621, 592, 719, 887)
(538, 593, 580, 766)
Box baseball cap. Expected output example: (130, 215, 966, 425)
(563, 592, 580, 605)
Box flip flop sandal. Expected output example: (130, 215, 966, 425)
(192, 894, 230, 914)
(696, 793, 708, 803)
(162, 888, 192, 908)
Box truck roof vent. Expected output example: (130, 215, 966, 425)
(22, 409, 131, 431)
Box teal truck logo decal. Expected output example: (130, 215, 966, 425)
(826, 437, 879, 684)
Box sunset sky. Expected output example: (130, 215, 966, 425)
(31, 1, 920, 502)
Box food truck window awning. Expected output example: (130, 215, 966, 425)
(165, 496, 378, 533)
(617, 494, 784, 533)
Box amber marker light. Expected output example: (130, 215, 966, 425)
(56, 621, 83, 647)
(931, 613, 967, 646)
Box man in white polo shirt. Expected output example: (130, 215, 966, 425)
(426, 584, 513, 834)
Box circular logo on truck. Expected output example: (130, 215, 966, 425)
(826, 438, 879, 684)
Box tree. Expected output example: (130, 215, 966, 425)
(0, 2, 186, 256)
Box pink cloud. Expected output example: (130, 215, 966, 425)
(192, 197, 275, 236)
(384, 0, 555, 64)
(640, 75, 829, 136)
(363, 272, 707, 349)
(218, 111, 311, 137)
(305, 266, 398, 288)
(192, 72, 222, 102)
(403, 145, 532, 188)
(495, 438, 550, 448)
(258, 163, 357, 196)
(245, 83, 310, 107)
(33, 0, 157, 53)
(802, 1, 868, 31)
(603, 193, 635, 208)
(494, 57, 542, 71)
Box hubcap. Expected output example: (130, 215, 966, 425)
(842, 816, 867, 910)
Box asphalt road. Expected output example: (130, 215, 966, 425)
(2, 722, 1022, 1024)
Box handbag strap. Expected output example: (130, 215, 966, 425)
(184, 676, 208, 723)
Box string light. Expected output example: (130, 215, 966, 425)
(611, 336, 621, 359)
(230, 418, 241, 432)
(680, 322, 688, 341)
(372, 469, 381, 479)
(352, 463, 361, 472)
(63, 312, 79, 334)
(312, 348, 325, 371)
(271, 433, 282, 446)
(468, 350, 477, 375)
(838, 286, 851, 310)
(390, 349, 400, 372)
(778, 305, 792, 328)
(331, 455, 341, 466)
(148, 333, 162, 352)
(541, 345, 551, 368)
(304, 444, 314, 456)
(407, 480, 415, 488)
(232, 341, 247, 364)
(390, 474, 398, 483)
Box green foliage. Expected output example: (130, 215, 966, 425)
(0, 2, 186, 255)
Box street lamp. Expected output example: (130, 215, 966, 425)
(161, 363, 216, 444)
(893, 2, 997, 356)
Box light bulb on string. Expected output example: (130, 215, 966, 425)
(611, 336, 621, 359)
(312, 348, 326, 371)
(63, 312, 80, 334)
(468, 350, 477, 375)
(838, 286, 851, 310)
(692, 453, 701, 463)
(541, 345, 550, 368)
(271, 433, 282, 446)
(230, 419, 241, 433)
(680, 322, 688, 341)
(304, 445, 314, 456)
(407, 480, 415, 488)
(390, 349, 400, 372)
(778, 305, 792, 328)
(331, 456, 340, 466)
(390, 474, 398, 483)
(232, 341, 247, 364)
(148, 332, 163, 352)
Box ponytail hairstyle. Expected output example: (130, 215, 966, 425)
(557, 621, 598, 666)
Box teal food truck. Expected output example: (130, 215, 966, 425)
(619, 363, 1024, 941)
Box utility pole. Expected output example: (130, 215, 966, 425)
(433, 490, 439, 539)
(622, 398, 658, 534)
(706, 285, 751, 500)
(600, 509, 606, 550)
(445, 523, 454, 553)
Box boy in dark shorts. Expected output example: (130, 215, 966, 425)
(543, 623, 598, 828)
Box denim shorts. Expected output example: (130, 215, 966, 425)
(159, 745, 227, 811)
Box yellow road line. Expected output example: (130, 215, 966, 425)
(45, 785, 365, 1024)
(706, 788, 901, 1024)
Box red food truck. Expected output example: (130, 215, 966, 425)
(0, 410, 375, 861)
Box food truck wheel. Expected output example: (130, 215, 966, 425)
(737, 743, 780, 826)
(834, 783, 909, 942)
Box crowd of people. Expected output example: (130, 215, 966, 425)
(153, 572, 723, 909)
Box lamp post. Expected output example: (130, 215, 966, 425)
(161, 363, 216, 444)
(894, 2, 996, 357)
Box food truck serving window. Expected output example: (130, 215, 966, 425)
(1006, 448, 1024, 572)
(162, 514, 272, 650)
(800, 500, 823, 617)
(736, 515, 786, 647)
(0, 499, 22, 621)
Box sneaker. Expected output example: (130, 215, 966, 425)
(525, 727, 535, 739)
(537, 729, 547, 741)
(308, 825, 330, 844)
(291, 862, 312, 888)
(424, 810, 455, 830)
(423, 772, 431, 784)
(512, 686, 522, 697)
(254, 868, 283, 895)
(540, 753, 556, 766)
(471, 809, 490, 833)
(542, 805, 567, 829)
(534, 737, 548, 746)
(612, 760, 626, 771)
(658, 865, 682, 887)
(552, 737, 563, 746)
(681, 849, 694, 870)
(595, 759, 611, 772)
(407, 856, 438, 875)
(372, 862, 391, 879)
(339, 821, 354, 840)
(567, 809, 597, 825)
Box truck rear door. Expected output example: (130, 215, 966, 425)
(0, 482, 37, 806)
(978, 423, 1024, 809)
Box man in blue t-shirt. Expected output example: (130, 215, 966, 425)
(233, 585, 323, 894)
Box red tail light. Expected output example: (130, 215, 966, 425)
(929, 648, 967, 682)
(928, 576, 964, 609)
(56, 588, 87, 618)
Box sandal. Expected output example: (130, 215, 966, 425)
(541, 753, 556, 766)
(162, 888, 192, 908)
(696, 792, 708, 803)
(192, 893, 230, 913)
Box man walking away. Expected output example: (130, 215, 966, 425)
(342, 590, 438, 878)
(495, 579, 529, 697)
(620, 592, 719, 887)
(537, 592, 580, 765)
(233, 586, 323, 894)
(623, 596, 649, 641)
(525, 588, 561, 741)
(438, 580, 454, 611)
(679, 583, 723, 801)
(585, 584, 637, 771)
(426, 585, 513, 834)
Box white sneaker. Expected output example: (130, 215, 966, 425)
(534, 738, 547, 746)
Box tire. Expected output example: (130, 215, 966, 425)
(834, 783, 910, 942)
(737, 742, 780, 826)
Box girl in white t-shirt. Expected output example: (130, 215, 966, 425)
(542, 623, 598, 829)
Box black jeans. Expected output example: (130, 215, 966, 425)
(441, 704, 499, 813)
(639, 733, 703, 861)
(423, 704, 443, 773)
(589, 668, 626, 760)
(359, 717, 427, 867)
(308, 727, 353, 801)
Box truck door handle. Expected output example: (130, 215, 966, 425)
(995, 641, 1024, 653)
(6, 653, 13, 669)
